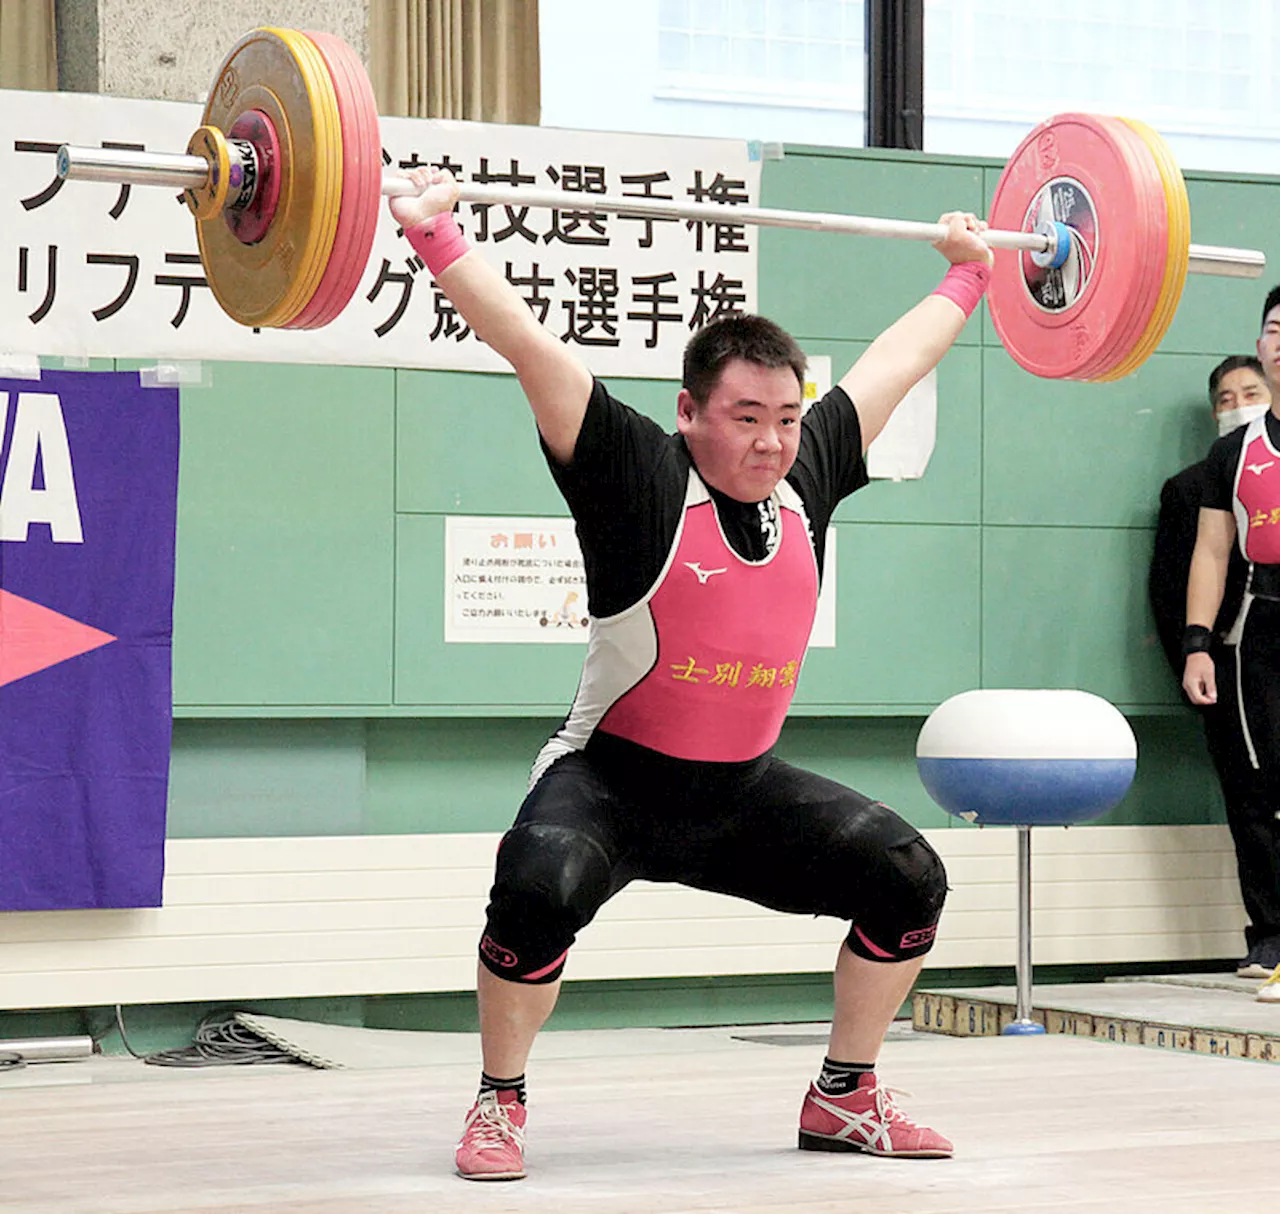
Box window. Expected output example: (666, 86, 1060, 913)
(539, 0, 867, 145)
(657, 0, 865, 111)
(924, 0, 1280, 172)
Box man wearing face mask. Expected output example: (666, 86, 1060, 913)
(1151, 356, 1266, 676)
(1180, 322, 1280, 982)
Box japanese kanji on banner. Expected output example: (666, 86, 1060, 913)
(0, 370, 179, 910)
(0, 91, 761, 378)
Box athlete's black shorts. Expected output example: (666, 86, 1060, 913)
(478, 731, 948, 983)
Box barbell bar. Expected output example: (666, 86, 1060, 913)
(49, 26, 1270, 379)
(56, 143, 1265, 278)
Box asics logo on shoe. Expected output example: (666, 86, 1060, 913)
(481, 934, 518, 968)
(798, 1080, 953, 1158)
(1247, 460, 1276, 475)
(684, 561, 728, 584)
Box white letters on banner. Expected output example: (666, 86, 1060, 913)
(0, 392, 83, 543)
(0, 92, 760, 378)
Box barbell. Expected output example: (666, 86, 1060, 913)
(55, 27, 1266, 381)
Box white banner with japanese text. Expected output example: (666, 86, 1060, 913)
(0, 91, 760, 377)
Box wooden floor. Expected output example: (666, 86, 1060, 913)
(6, 1021, 1279, 1213)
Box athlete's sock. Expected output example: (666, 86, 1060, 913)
(479, 1071, 527, 1105)
(815, 1057, 875, 1097)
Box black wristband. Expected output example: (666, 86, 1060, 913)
(1182, 625, 1214, 656)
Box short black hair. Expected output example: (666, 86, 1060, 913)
(1209, 354, 1265, 404)
(1262, 284, 1280, 332)
(682, 314, 806, 406)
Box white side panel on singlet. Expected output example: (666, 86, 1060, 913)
(528, 472, 704, 786)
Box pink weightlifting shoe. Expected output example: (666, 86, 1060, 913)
(455, 1089, 527, 1180)
(798, 1073, 953, 1158)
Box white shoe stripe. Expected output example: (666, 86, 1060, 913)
(810, 1092, 893, 1151)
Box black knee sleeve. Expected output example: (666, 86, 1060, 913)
(845, 831, 948, 963)
(479, 823, 614, 983)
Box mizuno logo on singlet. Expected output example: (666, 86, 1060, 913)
(1247, 461, 1276, 475)
(684, 561, 727, 584)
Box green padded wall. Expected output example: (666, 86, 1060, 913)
(758, 148, 988, 343)
(168, 361, 395, 710)
(165, 713, 1225, 839)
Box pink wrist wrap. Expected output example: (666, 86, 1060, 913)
(932, 261, 991, 319)
(406, 212, 471, 277)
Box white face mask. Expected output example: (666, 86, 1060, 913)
(1217, 403, 1270, 437)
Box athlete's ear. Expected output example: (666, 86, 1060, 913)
(676, 389, 697, 434)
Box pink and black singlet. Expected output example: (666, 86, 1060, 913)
(1230, 412, 1280, 567)
(1203, 409, 1280, 771)
(531, 471, 818, 780)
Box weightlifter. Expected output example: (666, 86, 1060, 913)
(1185, 293, 1280, 984)
(1149, 355, 1268, 977)
(389, 166, 992, 1181)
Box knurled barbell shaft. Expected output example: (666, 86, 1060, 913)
(56, 144, 1265, 279)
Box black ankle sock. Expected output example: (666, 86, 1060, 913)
(815, 1057, 875, 1097)
(479, 1071, 527, 1105)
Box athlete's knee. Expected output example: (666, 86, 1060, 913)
(493, 822, 613, 919)
(480, 823, 614, 983)
(846, 830, 948, 963)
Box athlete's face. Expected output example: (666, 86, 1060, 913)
(676, 359, 803, 503)
(1258, 307, 1280, 400)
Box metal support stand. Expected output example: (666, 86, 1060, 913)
(1002, 825, 1046, 1035)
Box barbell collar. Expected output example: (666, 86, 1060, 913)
(56, 144, 1266, 280)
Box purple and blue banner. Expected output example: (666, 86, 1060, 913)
(0, 370, 178, 910)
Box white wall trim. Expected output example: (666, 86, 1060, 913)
(0, 825, 1245, 1009)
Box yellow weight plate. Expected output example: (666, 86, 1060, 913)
(185, 125, 231, 221)
(1098, 118, 1191, 382)
(196, 27, 344, 328)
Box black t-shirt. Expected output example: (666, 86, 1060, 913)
(543, 378, 870, 619)
(1149, 457, 1248, 676)
(1202, 412, 1280, 511)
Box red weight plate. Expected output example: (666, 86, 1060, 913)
(1097, 117, 1191, 382)
(1072, 116, 1167, 381)
(287, 31, 382, 330)
(1067, 116, 1153, 380)
(988, 113, 1157, 381)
